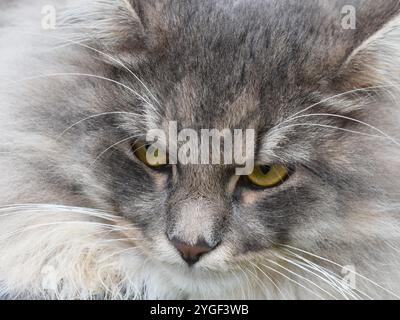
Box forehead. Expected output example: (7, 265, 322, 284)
(135, 0, 399, 138)
(147, 0, 399, 102)
(163, 77, 264, 130)
(146, 1, 356, 130)
(159, 0, 355, 76)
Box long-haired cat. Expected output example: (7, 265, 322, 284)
(1, 0, 400, 299)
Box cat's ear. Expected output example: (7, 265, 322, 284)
(58, 0, 161, 52)
(334, 14, 400, 92)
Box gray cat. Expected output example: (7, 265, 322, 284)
(1, 0, 400, 299)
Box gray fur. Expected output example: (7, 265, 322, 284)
(1, 0, 400, 299)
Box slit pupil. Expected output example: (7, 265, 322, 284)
(260, 165, 271, 175)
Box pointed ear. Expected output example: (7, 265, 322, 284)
(334, 14, 400, 92)
(58, 0, 160, 52)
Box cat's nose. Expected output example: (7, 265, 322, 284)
(170, 238, 217, 266)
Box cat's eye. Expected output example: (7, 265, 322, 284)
(132, 141, 168, 168)
(247, 164, 289, 188)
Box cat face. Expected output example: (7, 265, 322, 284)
(2, 0, 400, 299)
(54, 0, 399, 272)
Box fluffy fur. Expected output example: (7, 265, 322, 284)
(1, 0, 400, 300)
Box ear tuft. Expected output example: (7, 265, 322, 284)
(334, 15, 400, 92)
(58, 0, 152, 52)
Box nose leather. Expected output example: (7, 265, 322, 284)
(170, 238, 217, 266)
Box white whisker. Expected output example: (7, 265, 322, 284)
(266, 258, 337, 300)
(280, 244, 400, 299)
(2, 73, 150, 105)
(249, 261, 286, 299)
(271, 123, 385, 139)
(287, 85, 400, 121)
(288, 253, 372, 300)
(275, 253, 358, 300)
(13, 30, 161, 108)
(0, 221, 133, 242)
(259, 262, 324, 300)
(90, 135, 140, 167)
(57, 111, 139, 140)
(278, 113, 400, 147)
(0, 204, 118, 220)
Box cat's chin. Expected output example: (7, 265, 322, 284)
(142, 258, 256, 299)
(137, 247, 303, 299)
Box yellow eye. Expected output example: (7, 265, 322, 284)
(132, 141, 168, 168)
(248, 164, 289, 188)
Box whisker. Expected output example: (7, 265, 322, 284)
(266, 258, 338, 300)
(13, 30, 162, 108)
(259, 262, 324, 300)
(101, 237, 139, 243)
(277, 113, 400, 147)
(97, 246, 141, 265)
(90, 135, 141, 167)
(57, 111, 139, 140)
(235, 267, 253, 299)
(275, 253, 358, 300)
(271, 123, 385, 140)
(287, 85, 400, 121)
(279, 244, 400, 299)
(249, 261, 285, 299)
(2, 73, 150, 106)
(0, 221, 135, 242)
(287, 253, 372, 300)
(0, 204, 121, 222)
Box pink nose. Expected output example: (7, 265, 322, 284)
(170, 238, 216, 266)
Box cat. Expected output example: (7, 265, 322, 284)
(1, 0, 400, 300)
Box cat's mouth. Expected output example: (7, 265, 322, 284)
(138, 234, 230, 272)
(114, 218, 279, 274)
(142, 236, 266, 275)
